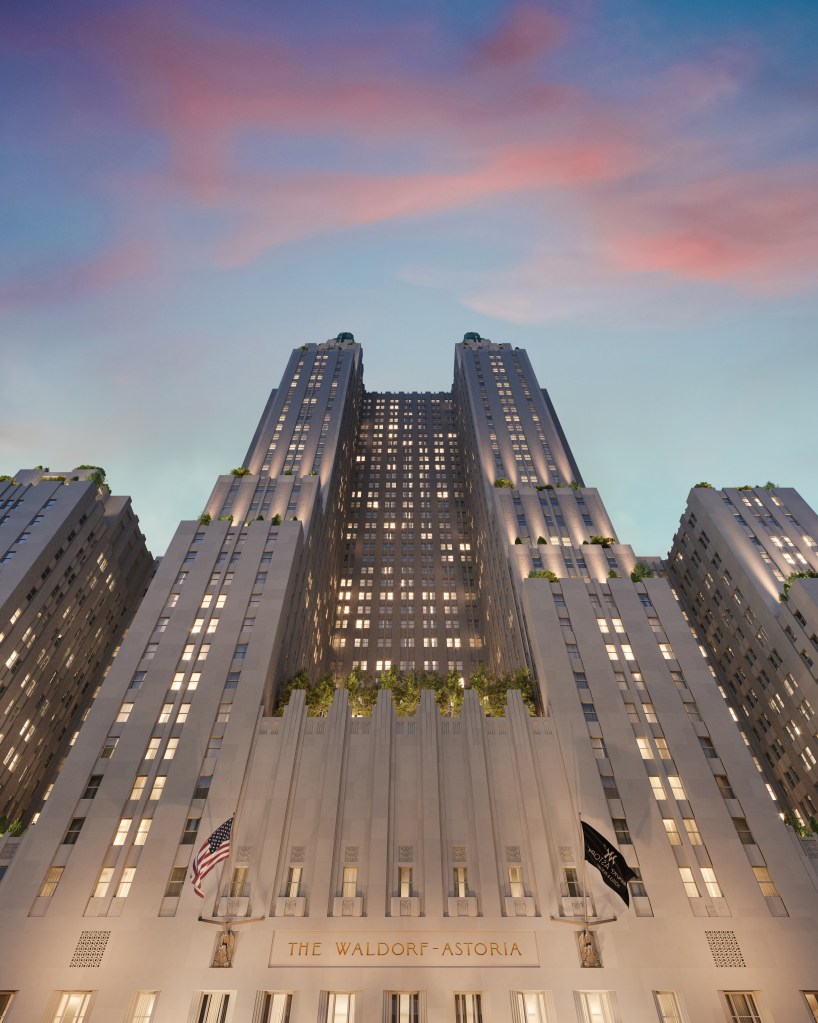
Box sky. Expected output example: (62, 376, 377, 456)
(2, 0, 817, 559)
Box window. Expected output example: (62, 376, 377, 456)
(181, 818, 200, 844)
(134, 818, 152, 846)
(164, 866, 187, 898)
(286, 866, 302, 897)
(636, 737, 653, 760)
(325, 992, 355, 1023)
(117, 702, 133, 723)
(753, 866, 779, 897)
(342, 866, 357, 898)
(700, 867, 722, 898)
(732, 817, 755, 845)
(508, 865, 525, 898)
(230, 866, 248, 898)
(576, 991, 616, 1023)
(113, 818, 132, 845)
(515, 992, 548, 1023)
(612, 818, 632, 845)
(158, 703, 173, 723)
(39, 866, 64, 897)
(683, 819, 702, 845)
(715, 775, 736, 799)
(149, 776, 166, 800)
(63, 818, 85, 845)
(164, 737, 179, 760)
(116, 867, 137, 898)
(649, 777, 666, 800)
(49, 991, 93, 1023)
(678, 867, 699, 898)
(127, 991, 158, 1023)
(653, 991, 684, 1023)
(662, 819, 681, 845)
(804, 992, 818, 1022)
(93, 867, 114, 898)
(193, 993, 230, 1023)
(563, 867, 582, 897)
(668, 776, 687, 800)
(724, 993, 762, 1022)
(454, 866, 468, 897)
(454, 993, 482, 1023)
(82, 775, 103, 800)
(130, 776, 147, 800)
(145, 737, 161, 760)
(256, 992, 292, 1023)
(99, 736, 118, 759)
(0, 994, 12, 1021)
(399, 866, 413, 897)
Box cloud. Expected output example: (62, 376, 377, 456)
(473, 6, 567, 68)
(0, 239, 155, 309)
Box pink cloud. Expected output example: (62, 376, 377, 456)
(0, 240, 155, 309)
(474, 6, 566, 68)
(602, 168, 818, 290)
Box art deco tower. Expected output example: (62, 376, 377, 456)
(0, 335, 816, 1023)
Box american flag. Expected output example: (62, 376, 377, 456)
(190, 817, 233, 898)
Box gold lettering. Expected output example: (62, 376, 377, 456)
(336, 942, 350, 956)
(420, 942, 429, 956)
(510, 942, 521, 956)
(312, 943, 321, 956)
(442, 942, 454, 956)
(378, 942, 389, 956)
(490, 942, 499, 956)
(475, 942, 487, 955)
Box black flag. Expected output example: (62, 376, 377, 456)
(581, 820, 637, 907)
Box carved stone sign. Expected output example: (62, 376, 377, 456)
(270, 930, 539, 967)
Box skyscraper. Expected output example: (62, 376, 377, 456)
(0, 335, 816, 1023)
(668, 484, 818, 825)
(0, 467, 153, 826)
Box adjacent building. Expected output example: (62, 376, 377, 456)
(0, 337, 816, 1023)
(0, 467, 154, 826)
(668, 484, 818, 825)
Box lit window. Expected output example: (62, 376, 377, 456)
(145, 737, 161, 760)
(576, 991, 617, 1023)
(191, 993, 230, 1023)
(342, 866, 357, 898)
(454, 993, 483, 1023)
(93, 867, 114, 898)
(724, 992, 763, 1022)
(164, 737, 179, 760)
(116, 867, 136, 898)
(649, 778, 666, 800)
(48, 991, 93, 1022)
(683, 819, 702, 845)
(637, 737, 653, 760)
(149, 776, 165, 800)
(117, 702, 133, 723)
(127, 991, 158, 1023)
(678, 867, 699, 898)
(515, 992, 549, 1022)
(701, 867, 722, 898)
(287, 866, 302, 897)
(654, 991, 684, 1023)
(113, 818, 132, 845)
(508, 865, 525, 898)
(668, 776, 687, 800)
(134, 819, 152, 846)
(662, 819, 681, 845)
(176, 703, 191, 724)
(130, 776, 147, 800)
(324, 992, 354, 1023)
(399, 866, 413, 897)
(39, 866, 64, 898)
(753, 866, 779, 897)
(256, 992, 292, 1023)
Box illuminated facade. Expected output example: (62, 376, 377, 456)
(668, 485, 818, 824)
(0, 468, 153, 825)
(0, 336, 817, 1023)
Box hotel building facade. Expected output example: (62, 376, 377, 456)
(0, 468, 153, 826)
(0, 336, 817, 1023)
(668, 485, 818, 825)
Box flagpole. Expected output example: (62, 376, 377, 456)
(211, 700, 266, 922)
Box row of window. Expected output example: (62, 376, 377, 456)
(15, 987, 818, 1023)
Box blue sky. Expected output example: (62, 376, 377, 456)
(2, 0, 817, 556)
